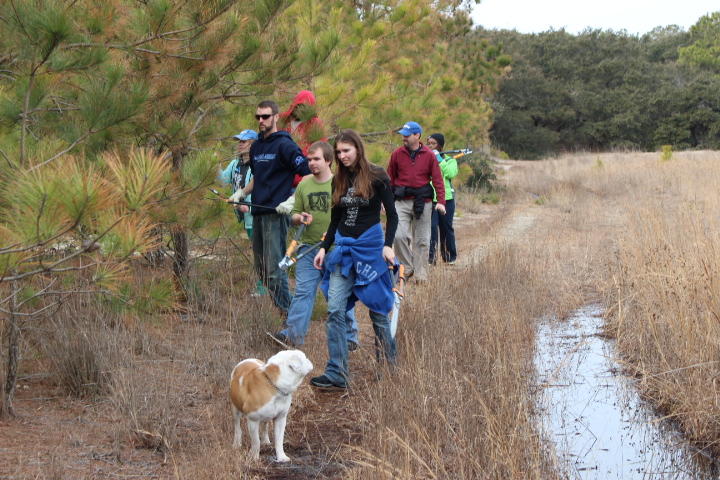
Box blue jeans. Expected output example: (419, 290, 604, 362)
(429, 199, 457, 263)
(252, 213, 292, 313)
(323, 265, 397, 386)
(279, 245, 358, 345)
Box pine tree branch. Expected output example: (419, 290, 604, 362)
(0, 222, 80, 255)
(205, 92, 257, 101)
(1, 261, 100, 283)
(19, 31, 61, 166)
(27, 130, 94, 172)
(0, 147, 11, 168)
(63, 42, 205, 61)
(0, 216, 125, 283)
(189, 106, 212, 138)
(29, 105, 142, 171)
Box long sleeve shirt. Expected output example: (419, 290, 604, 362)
(387, 144, 446, 205)
(321, 167, 399, 250)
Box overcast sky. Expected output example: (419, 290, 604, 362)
(471, 0, 718, 35)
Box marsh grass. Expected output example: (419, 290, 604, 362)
(516, 150, 720, 457)
(599, 152, 720, 453)
(344, 247, 557, 479)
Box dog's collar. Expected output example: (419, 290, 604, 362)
(263, 370, 291, 396)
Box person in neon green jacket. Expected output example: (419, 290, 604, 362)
(427, 133, 458, 264)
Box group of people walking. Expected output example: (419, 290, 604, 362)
(219, 92, 458, 390)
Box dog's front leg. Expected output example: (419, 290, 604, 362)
(247, 419, 261, 460)
(260, 420, 271, 445)
(232, 407, 243, 448)
(273, 413, 290, 462)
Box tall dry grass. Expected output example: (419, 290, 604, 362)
(344, 247, 555, 479)
(336, 155, 624, 479)
(596, 151, 720, 453)
(512, 150, 720, 456)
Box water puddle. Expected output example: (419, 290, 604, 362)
(536, 305, 719, 479)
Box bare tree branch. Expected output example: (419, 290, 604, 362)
(15, 277, 57, 308)
(0, 301, 60, 317)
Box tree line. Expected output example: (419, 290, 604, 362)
(485, 12, 720, 159)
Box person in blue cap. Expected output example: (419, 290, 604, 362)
(219, 129, 266, 295)
(387, 121, 445, 283)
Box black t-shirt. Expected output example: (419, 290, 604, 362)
(321, 166, 398, 250)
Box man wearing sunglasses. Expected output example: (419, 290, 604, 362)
(228, 100, 310, 315)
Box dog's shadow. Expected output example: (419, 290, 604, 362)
(247, 444, 349, 477)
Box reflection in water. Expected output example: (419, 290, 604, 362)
(536, 305, 719, 480)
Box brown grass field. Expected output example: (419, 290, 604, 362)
(2, 150, 720, 478)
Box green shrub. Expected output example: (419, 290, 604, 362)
(465, 153, 498, 191)
(660, 144, 673, 162)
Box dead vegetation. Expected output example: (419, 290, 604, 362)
(6, 150, 720, 478)
(513, 150, 720, 459)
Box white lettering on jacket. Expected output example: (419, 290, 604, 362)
(355, 262, 378, 282)
(254, 153, 276, 163)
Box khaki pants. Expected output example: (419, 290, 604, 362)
(393, 199, 432, 281)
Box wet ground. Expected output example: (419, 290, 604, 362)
(536, 305, 720, 480)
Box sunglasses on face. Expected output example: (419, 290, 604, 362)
(255, 114, 273, 120)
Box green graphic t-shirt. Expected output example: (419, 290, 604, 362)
(291, 176, 332, 245)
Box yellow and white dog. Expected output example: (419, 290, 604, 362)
(229, 349, 313, 462)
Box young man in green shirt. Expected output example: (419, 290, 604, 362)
(276, 142, 358, 348)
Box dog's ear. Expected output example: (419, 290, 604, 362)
(287, 353, 309, 373)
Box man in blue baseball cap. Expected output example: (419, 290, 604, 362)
(387, 121, 446, 283)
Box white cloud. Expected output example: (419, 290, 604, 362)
(471, 0, 718, 34)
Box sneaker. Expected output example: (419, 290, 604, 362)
(310, 374, 347, 389)
(252, 280, 268, 296)
(348, 341, 359, 352)
(447, 260, 456, 265)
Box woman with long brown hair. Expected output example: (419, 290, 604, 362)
(311, 129, 399, 389)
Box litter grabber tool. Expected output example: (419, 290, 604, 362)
(439, 148, 473, 158)
(388, 263, 406, 339)
(278, 220, 308, 270)
(207, 188, 271, 210)
(279, 234, 325, 271)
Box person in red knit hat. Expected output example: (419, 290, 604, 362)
(279, 90, 326, 156)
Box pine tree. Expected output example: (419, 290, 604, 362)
(275, 0, 506, 161)
(0, 1, 169, 416)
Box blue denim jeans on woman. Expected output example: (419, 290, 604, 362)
(323, 265, 397, 386)
(252, 213, 292, 313)
(279, 245, 358, 345)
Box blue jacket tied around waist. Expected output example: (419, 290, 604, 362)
(321, 223, 395, 315)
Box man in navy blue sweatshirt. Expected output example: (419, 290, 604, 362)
(228, 100, 311, 314)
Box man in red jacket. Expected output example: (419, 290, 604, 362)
(387, 121, 446, 282)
